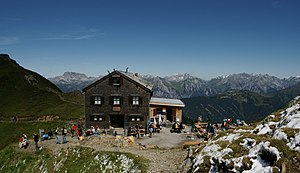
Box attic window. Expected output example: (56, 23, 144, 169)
(113, 77, 120, 86)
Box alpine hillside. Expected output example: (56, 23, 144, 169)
(0, 54, 83, 120)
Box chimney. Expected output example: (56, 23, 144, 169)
(107, 70, 110, 74)
(134, 73, 138, 77)
(126, 67, 128, 73)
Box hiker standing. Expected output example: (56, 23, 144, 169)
(55, 128, 60, 144)
(149, 124, 154, 138)
(71, 124, 77, 138)
(62, 127, 67, 144)
(33, 133, 39, 150)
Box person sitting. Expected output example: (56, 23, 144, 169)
(94, 125, 100, 135)
(19, 134, 29, 149)
(48, 129, 53, 139)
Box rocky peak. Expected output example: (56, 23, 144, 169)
(63, 72, 88, 78)
(165, 73, 195, 82)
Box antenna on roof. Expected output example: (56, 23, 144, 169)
(126, 67, 128, 73)
(107, 70, 110, 74)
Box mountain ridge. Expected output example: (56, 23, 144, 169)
(182, 82, 300, 123)
(49, 71, 300, 98)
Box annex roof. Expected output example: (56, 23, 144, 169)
(150, 97, 185, 107)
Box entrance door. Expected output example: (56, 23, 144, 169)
(166, 108, 173, 122)
(110, 114, 124, 128)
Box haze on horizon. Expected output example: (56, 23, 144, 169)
(0, 0, 299, 80)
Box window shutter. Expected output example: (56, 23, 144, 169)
(120, 96, 123, 105)
(139, 96, 143, 105)
(120, 77, 124, 85)
(128, 96, 132, 105)
(109, 96, 113, 105)
(101, 96, 104, 105)
(90, 96, 94, 105)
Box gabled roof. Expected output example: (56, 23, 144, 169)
(150, 97, 185, 107)
(119, 71, 153, 91)
(82, 70, 153, 92)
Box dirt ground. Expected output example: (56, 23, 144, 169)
(28, 126, 196, 173)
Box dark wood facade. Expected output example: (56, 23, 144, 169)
(83, 71, 152, 130)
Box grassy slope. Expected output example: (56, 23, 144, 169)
(0, 54, 83, 120)
(0, 121, 67, 150)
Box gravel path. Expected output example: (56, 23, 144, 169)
(34, 126, 195, 173)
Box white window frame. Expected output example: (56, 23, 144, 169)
(93, 114, 104, 122)
(132, 96, 139, 105)
(93, 116, 98, 121)
(113, 97, 120, 105)
(94, 96, 101, 105)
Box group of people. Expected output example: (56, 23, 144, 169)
(85, 125, 101, 136)
(18, 124, 84, 150)
(54, 127, 68, 144)
(194, 122, 219, 141)
(170, 121, 184, 133)
(19, 133, 39, 150)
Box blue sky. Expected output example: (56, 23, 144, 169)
(1, 0, 299, 79)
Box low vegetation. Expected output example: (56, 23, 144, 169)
(0, 146, 148, 173)
(0, 121, 67, 150)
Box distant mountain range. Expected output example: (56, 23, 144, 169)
(48, 71, 300, 123)
(48, 72, 101, 93)
(49, 72, 300, 98)
(182, 83, 300, 123)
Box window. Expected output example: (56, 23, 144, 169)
(113, 96, 120, 105)
(129, 115, 143, 122)
(91, 96, 102, 105)
(132, 96, 139, 105)
(92, 115, 104, 122)
(113, 77, 121, 86)
(94, 96, 101, 105)
(93, 116, 98, 121)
